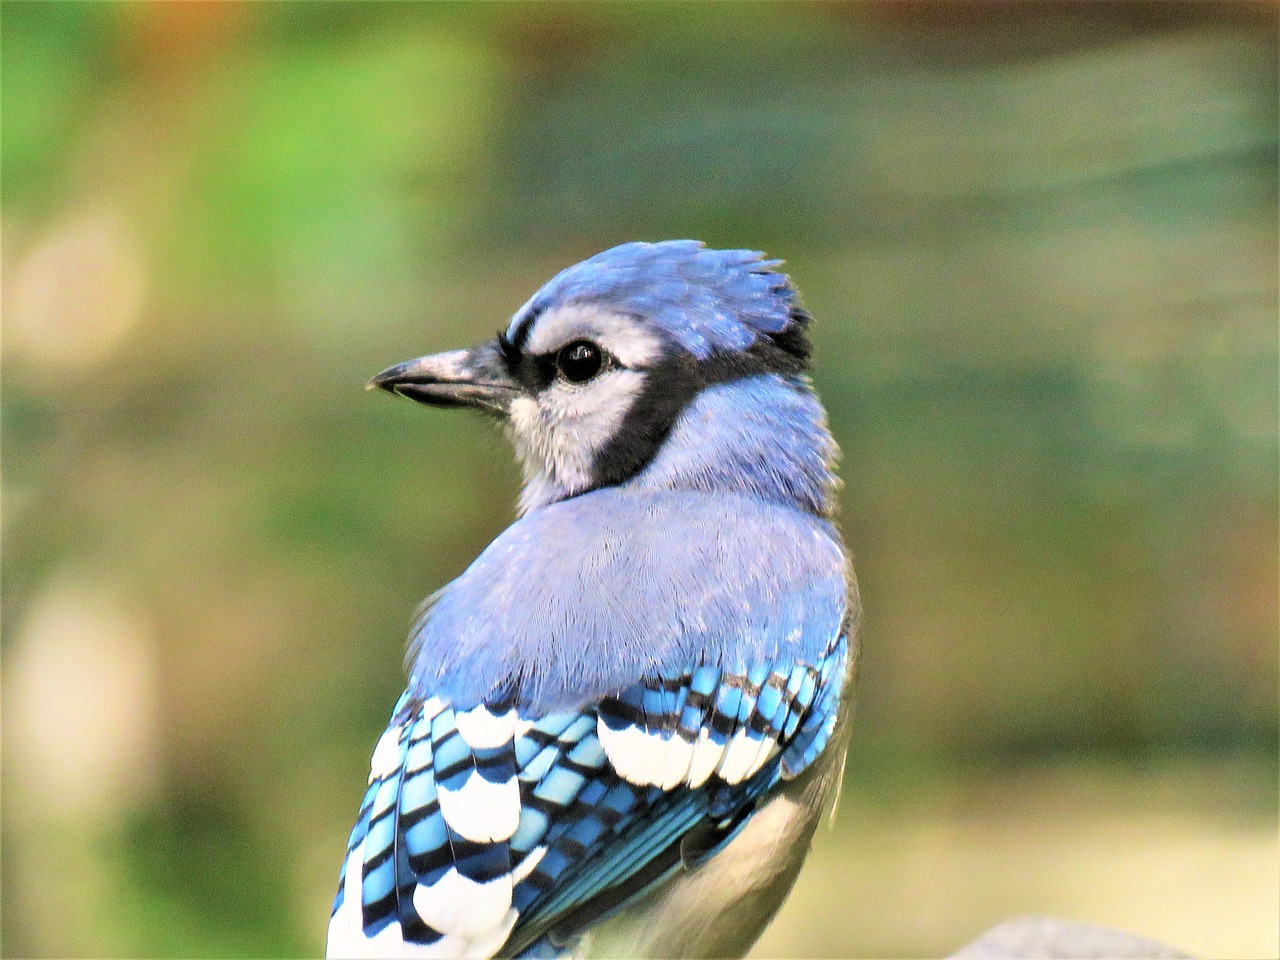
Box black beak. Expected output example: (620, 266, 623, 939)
(368, 340, 519, 415)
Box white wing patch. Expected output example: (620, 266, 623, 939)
(454, 704, 516, 749)
(329, 695, 526, 960)
(369, 727, 405, 783)
(598, 720, 775, 787)
(596, 665, 825, 789)
(413, 868, 515, 939)
(687, 729, 723, 789)
(437, 770, 521, 843)
(717, 726, 767, 783)
(654, 734, 696, 790)
(328, 842, 431, 959)
(596, 720, 675, 786)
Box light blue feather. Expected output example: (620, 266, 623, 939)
(507, 241, 799, 360)
(408, 489, 847, 713)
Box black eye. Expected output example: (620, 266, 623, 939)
(555, 340, 604, 384)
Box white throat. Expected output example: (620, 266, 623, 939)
(507, 367, 648, 515)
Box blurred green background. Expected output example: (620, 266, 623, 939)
(2, 3, 1276, 958)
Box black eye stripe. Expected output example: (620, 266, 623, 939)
(501, 314, 809, 399)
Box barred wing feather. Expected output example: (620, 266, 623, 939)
(326, 634, 847, 959)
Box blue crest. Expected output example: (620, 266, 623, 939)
(507, 240, 802, 359)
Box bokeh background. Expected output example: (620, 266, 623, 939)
(3, 3, 1276, 958)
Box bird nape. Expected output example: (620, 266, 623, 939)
(329, 240, 858, 960)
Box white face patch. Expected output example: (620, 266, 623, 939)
(508, 368, 648, 513)
(522, 305, 664, 368)
(505, 305, 665, 513)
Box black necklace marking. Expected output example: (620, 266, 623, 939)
(499, 306, 814, 492)
(589, 314, 813, 490)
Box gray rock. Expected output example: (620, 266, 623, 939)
(950, 915, 1194, 959)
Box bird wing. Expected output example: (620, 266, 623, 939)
(327, 635, 848, 960)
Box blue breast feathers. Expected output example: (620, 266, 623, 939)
(407, 488, 849, 715)
(327, 636, 849, 959)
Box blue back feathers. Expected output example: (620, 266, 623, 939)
(409, 489, 848, 714)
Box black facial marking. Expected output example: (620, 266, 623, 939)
(588, 327, 811, 490)
(499, 306, 555, 390)
(507, 303, 545, 353)
(499, 332, 557, 392)
(496, 302, 814, 494)
(771, 307, 814, 364)
(588, 352, 702, 489)
(496, 329, 519, 369)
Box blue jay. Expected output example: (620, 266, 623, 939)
(328, 240, 858, 959)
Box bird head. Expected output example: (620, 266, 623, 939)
(371, 240, 832, 514)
